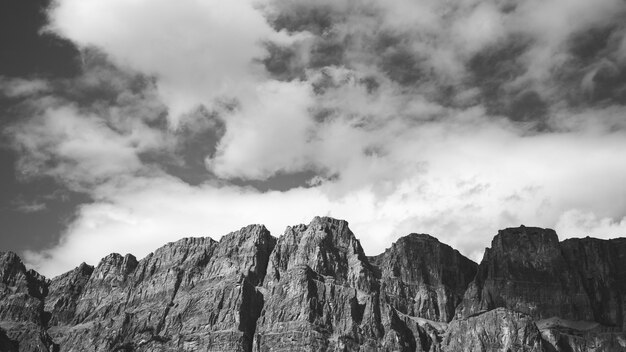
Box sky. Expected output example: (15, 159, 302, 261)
(1, 0, 626, 277)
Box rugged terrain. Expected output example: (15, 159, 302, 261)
(1, 217, 625, 351)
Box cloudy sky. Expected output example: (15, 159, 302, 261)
(2, 0, 626, 277)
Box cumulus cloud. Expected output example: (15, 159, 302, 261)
(207, 80, 316, 179)
(48, 0, 297, 123)
(4, 0, 626, 276)
(24, 118, 626, 276)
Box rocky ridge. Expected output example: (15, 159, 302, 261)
(0, 217, 624, 351)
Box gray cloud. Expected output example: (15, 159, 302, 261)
(3, 0, 626, 276)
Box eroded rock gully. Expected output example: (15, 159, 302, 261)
(1, 218, 625, 351)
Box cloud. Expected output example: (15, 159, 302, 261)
(0, 77, 50, 98)
(48, 0, 299, 123)
(23, 116, 626, 276)
(556, 210, 626, 239)
(13, 199, 47, 213)
(6, 0, 626, 277)
(207, 80, 316, 179)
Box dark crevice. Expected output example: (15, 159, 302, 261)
(239, 279, 265, 352)
(243, 233, 277, 351)
(155, 268, 185, 335)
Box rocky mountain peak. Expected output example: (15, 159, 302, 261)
(0, 251, 27, 284)
(0, 252, 55, 351)
(1, 218, 626, 351)
(372, 232, 478, 322)
(457, 226, 594, 321)
(94, 252, 138, 279)
(264, 216, 373, 289)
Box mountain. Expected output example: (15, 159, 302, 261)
(1, 217, 625, 351)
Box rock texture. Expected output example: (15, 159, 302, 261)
(371, 233, 478, 323)
(457, 226, 593, 321)
(442, 308, 544, 352)
(456, 226, 626, 351)
(2, 219, 626, 351)
(253, 217, 387, 351)
(560, 237, 626, 331)
(46, 225, 275, 351)
(0, 252, 55, 352)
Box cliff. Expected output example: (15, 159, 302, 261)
(1, 218, 625, 351)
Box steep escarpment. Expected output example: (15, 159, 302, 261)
(46, 225, 275, 351)
(456, 226, 593, 321)
(45, 262, 94, 326)
(454, 226, 626, 351)
(253, 217, 382, 350)
(560, 237, 626, 331)
(3, 218, 626, 351)
(0, 252, 55, 352)
(371, 233, 478, 323)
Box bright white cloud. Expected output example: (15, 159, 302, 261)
(48, 0, 294, 124)
(556, 210, 626, 239)
(207, 80, 316, 179)
(23, 115, 626, 276)
(12, 0, 626, 277)
(8, 103, 168, 188)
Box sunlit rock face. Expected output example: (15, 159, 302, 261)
(2, 218, 626, 351)
(46, 225, 275, 352)
(442, 308, 544, 352)
(253, 217, 389, 351)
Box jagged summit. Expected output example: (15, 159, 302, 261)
(1, 217, 625, 351)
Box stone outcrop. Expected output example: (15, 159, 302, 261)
(457, 226, 593, 321)
(442, 308, 544, 352)
(46, 225, 275, 351)
(370, 233, 478, 323)
(0, 251, 55, 352)
(45, 262, 94, 326)
(537, 317, 626, 352)
(2, 218, 626, 351)
(254, 217, 394, 351)
(560, 237, 626, 331)
(455, 226, 626, 351)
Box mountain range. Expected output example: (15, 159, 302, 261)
(1, 216, 625, 351)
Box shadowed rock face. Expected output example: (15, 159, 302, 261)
(560, 237, 626, 331)
(0, 252, 56, 352)
(457, 226, 594, 321)
(2, 219, 626, 351)
(370, 233, 478, 323)
(45, 262, 94, 326)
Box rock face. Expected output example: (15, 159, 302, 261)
(45, 262, 94, 326)
(457, 226, 593, 321)
(560, 237, 626, 331)
(370, 233, 478, 323)
(3, 219, 626, 351)
(253, 217, 386, 351)
(442, 308, 544, 352)
(0, 251, 55, 352)
(47, 225, 275, 351)
(455, 226, 626, 351)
